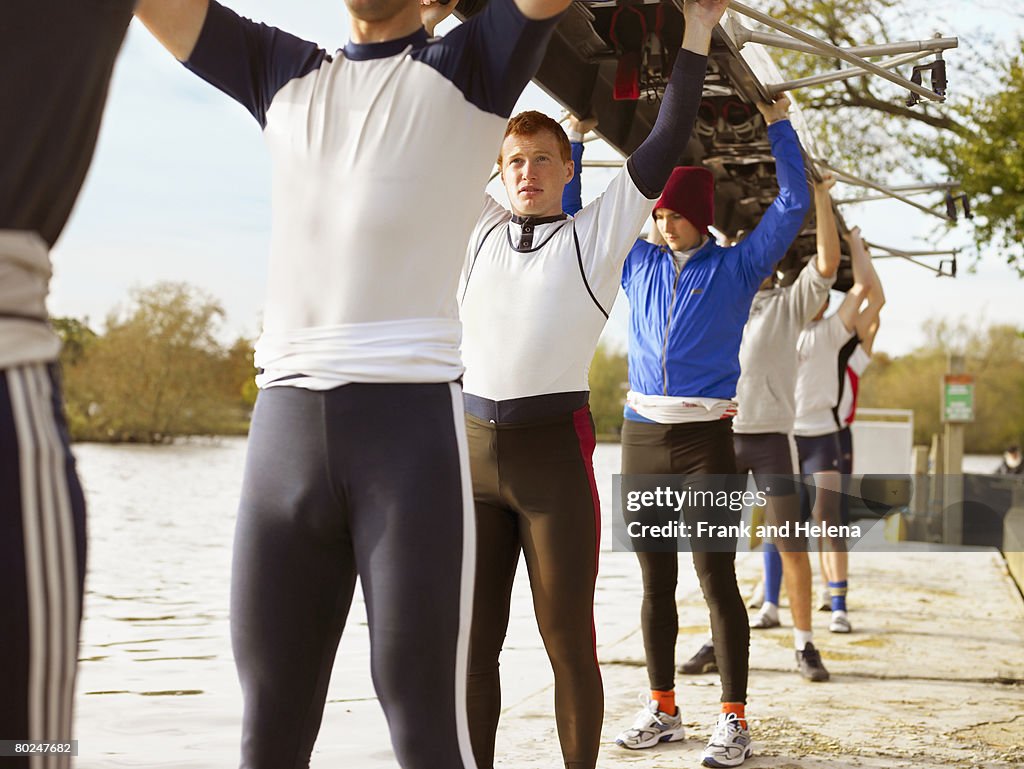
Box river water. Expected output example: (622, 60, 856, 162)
(70, 439, 1002, 767)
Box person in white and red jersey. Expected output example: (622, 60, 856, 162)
(2, 4, 135, 765)
(793, 228, 884, 634)
(817, 250, 882, 608)
(134, 0, 569, 766)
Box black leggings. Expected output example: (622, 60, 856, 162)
(465, 406, 602, 769)
(0, 364, 86, 769)
(232, 383, 478, 769)
(621, 418, 748, 703)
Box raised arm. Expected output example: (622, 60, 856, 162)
(732, 94, 811, 286)
(136, 0, 210, 62)
(135, 1, 326, 129)
(852, 236, 885, 353)
(627, 0, 730, 197)
(833, 227, 875, 334)
(813, 172, 840, 279)
(561, 114, 596, 216)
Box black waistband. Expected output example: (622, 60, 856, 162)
(464, 391, 588, 424)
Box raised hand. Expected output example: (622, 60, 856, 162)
(566, 113, 599, 137)
(682, 0, 731, 53)
(814, 170, 837, 193)
(683, 0, 731, 31)
(756, 93, 791, 125)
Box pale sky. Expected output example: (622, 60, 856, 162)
(48, 1, 1024, 357)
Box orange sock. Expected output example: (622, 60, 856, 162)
(722, 702, 746, 728)
(651, 689, 676, 715)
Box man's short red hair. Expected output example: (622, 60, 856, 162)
(498, 110, 571, 167)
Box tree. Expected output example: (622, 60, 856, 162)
(62, 282, 250, 443)
(755, 1, 1024, 271)
(859, 320, 1024, 452)
(52, 317, 98, 365)
(589, 343, 629, 437)
(933, 40, 1024, 272)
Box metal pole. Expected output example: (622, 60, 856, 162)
(838, 184, 959, 205)
(864, 247, 958, 258)
(849, 182, 960, 194)
(732, 24, 958, 59)
(820, 161, 953, 221)
(929, 432, 945, 539)
(943, 356, 966, 545)
(727, 2, 947, 102)
(766, 50, 931, 96)
(863, 243, 951, 276)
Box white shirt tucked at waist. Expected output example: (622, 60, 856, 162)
(0, 230, 61, 369)
(627, 391, 737, 424)
(255, 318, 464, 390)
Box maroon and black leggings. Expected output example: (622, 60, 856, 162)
(464, 393, 602, 769)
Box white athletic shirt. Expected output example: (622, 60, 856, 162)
(459, 164, 654, 401)
(794, 311, 855, 437)
(183, 0, 558, 390)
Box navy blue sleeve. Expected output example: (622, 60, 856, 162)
(562, 140, 584, 216)
(415, 0, 563, 118)
(626, 49, 708, 198)
(184, 1, 327, 128)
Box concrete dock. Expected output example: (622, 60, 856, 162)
(488, 548, 1024, 769)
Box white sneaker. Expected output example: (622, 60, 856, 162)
(615, 699, 685, 750)
(829, 611, 852, 633)
(750, 604, 780, 629)
(701, 713, 753, 767)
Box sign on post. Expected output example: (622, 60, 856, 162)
(942, 374, 975, 423)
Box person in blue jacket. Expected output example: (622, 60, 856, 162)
(568, 94, 809, 768)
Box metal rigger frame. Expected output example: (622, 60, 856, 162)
(722, 1, 967, 275)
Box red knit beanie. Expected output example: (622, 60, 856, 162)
(653, 166, 715, 234)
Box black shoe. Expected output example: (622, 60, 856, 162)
(796, 642, 830, 682)
(679, 642, 718, 675)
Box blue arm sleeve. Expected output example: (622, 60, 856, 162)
(626, 49, 708, 198)
(184, 1, 326, 128)
(415, 0, 562, 118)
(733, 120, 811, 287)
(563, 141, 584, 216)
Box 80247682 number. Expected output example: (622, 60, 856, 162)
(1, 741, 78, 756)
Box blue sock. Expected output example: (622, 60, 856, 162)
(829, 580, 848, 612)
(764, 544, 782, 606)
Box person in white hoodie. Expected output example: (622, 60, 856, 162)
(679, 173, 840, 683)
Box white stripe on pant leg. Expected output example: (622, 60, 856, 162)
(24, 367, 64, 769)
(447, 383, 479, 769)
(24, 367, 63, 769)
(28, 365, 78, 769)
(9, 366, 48, 769)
